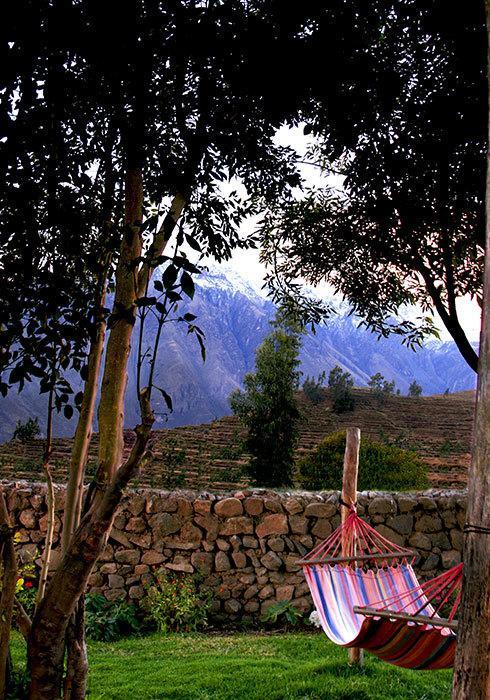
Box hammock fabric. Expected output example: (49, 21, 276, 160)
(300, 509, 462, 670)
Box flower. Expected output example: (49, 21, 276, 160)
(24, 581, 34, 589)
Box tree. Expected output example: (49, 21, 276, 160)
(261, 2, 486, 372)
(302, 371, 326, 405)
(452, 3, 490, 695)
(1, 2, 354, 696)
(367, 373, 396, 402)
(230, 311, 302, 487)
(408, 380, 423, 398)
(328, 366, 355, 414)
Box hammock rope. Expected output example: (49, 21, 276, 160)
(300, 510, 462, 670)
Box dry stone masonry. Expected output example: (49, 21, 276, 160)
(3, 481, 467, 622)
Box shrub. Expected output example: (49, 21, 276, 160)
(12, 417, 41, 443)
(261, 600, 303, 628)
(85, 594, 141, 641)
(408, 380, 423, 397)
(303, 372, 326, 405)
(297, 431, 428, 491)
(328, 366, 355, 413)
(141, 569, 213, 633)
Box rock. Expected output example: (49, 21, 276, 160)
(419, 497, 437, 511)
(244, 497, 264, 516)
(134, 564, 149, 576)
(289, 516, 308, 535)
(244, 584, 259, 600)
(258, 584, 274, 600)
(386, 515, 413, 536)
(129, 585, 145, 600)
(105, 588, 126, 602)
(430, 532, 450, 550)
(150, 513, 183, 537)
(244, 601, 260, 613)
(284, 498, 303, 515)
(311, 519, 332, 539)
(442, 550, 461, 569)
(285, 555, 301, 572)
(409, 532, 432, 551)
(215, 551, 231, 572)
(291, 596, 311, 613)
(264, 499, 283, 513)
(128, 495, 146, 516)
(276, 585, 294, 601)
(19, 509, 36, 529)
(216, 538, 230, 551)
(146, 496, 178, 514)
(242, 536, 258, 549)
(166, 556, 194, 573)
(232, 551, 247, 569)
(194, 500, 212, 515)
(115, 549, 140, 566)
(256, 514, 288, 538)
(100, 562, 117, 574)
(421, 553, 440, 571)
(114, 514, 127, 530)
(304, 502, 336, 518)
(374, 525, 405, 547)
(109, 529, 130, 548)
(108, 574, 125, 589)
(368, 497, 397, 516)
(127, 532, 152, 549)
(215, 498, 243, 518)
(450, 529, 463, 551)
(194, 514, 219, 540)
(126, 517, 146, 533)
(397, 496, 418, 513)
(415, 515, 442, 533)
(261, 551, 282, 571)
(268, 537, 285, 552)
(141, 550, 166, 565)
(219, 517, 253, 536)
(224, 599, 242, 614)
(176, 499, 193, 518)
(190, 552, 214, 575)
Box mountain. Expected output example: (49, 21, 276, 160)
(0, 266, 477, 442)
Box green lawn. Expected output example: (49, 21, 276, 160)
(11, 631, 452, 700)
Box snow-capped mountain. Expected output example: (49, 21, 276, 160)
(0, 266, 477, 441)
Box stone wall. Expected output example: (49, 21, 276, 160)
(3, 482, 466, 622)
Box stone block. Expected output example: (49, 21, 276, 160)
(244, 497, 264, 516)
(304, 502, 336, 518)
(261, 551, 282, 571)
(215, 498, 243, 518)
(215, 551, 231, 572)
(256, 514, 288, 538)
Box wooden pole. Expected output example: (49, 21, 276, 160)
(341, 426, 363, 667)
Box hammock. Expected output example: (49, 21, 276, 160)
(299, 509, 462, 670)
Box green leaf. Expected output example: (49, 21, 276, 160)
(180, 271, 195, 299)
(64, 404, 74, 420)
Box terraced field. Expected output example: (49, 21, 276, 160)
(0, 388, 474, 491)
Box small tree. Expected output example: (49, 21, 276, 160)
(12, 418, 41, 443)
(230, 312, 302, 486)
(303, 371, 326, 405)
(328, 366, 355, 414)
(368, 372, 396, 402)
(408, 380, 423, 397)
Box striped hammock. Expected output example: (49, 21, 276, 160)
(300, 509, 462, 670)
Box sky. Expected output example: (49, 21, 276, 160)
(221, 126, 482, 344)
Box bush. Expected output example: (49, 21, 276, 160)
(297, 431, 428, 491)
(261, 600, 303, 628)
(12, 417, 41, 443)
(302, 372, 326, 405)
(328, 366, 355, 413)
(85, 594, 141, 641)
(141, 569, 213, 633)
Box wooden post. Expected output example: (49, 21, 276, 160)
(342, 426, 363, 667)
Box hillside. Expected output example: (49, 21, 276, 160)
(0, 266, 476, 442)
(0, 388, 474, 491)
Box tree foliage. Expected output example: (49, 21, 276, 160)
(298, 431, 428, 491)
(328, 366, 355, 414)
(368, 372, 396, 402)
(230, 312, 302, 487)
(408, 380, 423, 397)
(302, 372, 326, 405)
(261, 1, 486, 371)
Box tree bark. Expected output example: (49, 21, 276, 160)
(451, 4, 490, 695)
(27, 390, 154, 700)
(63, 598, 88, 700)
(61, 267, 109, 554)
(0, 489, 18, 700)
(341, 427, 363, 667)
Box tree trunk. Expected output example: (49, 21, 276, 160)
(36, 461, 55, 606)
(27, 391, 153, 700)
(451, 3, 490, 696)
(61, 268, 109, 554)
(63, 598, 88, 700)
(0, 489, 18, 700)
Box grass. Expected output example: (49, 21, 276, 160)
(10, 631, 452, 700)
